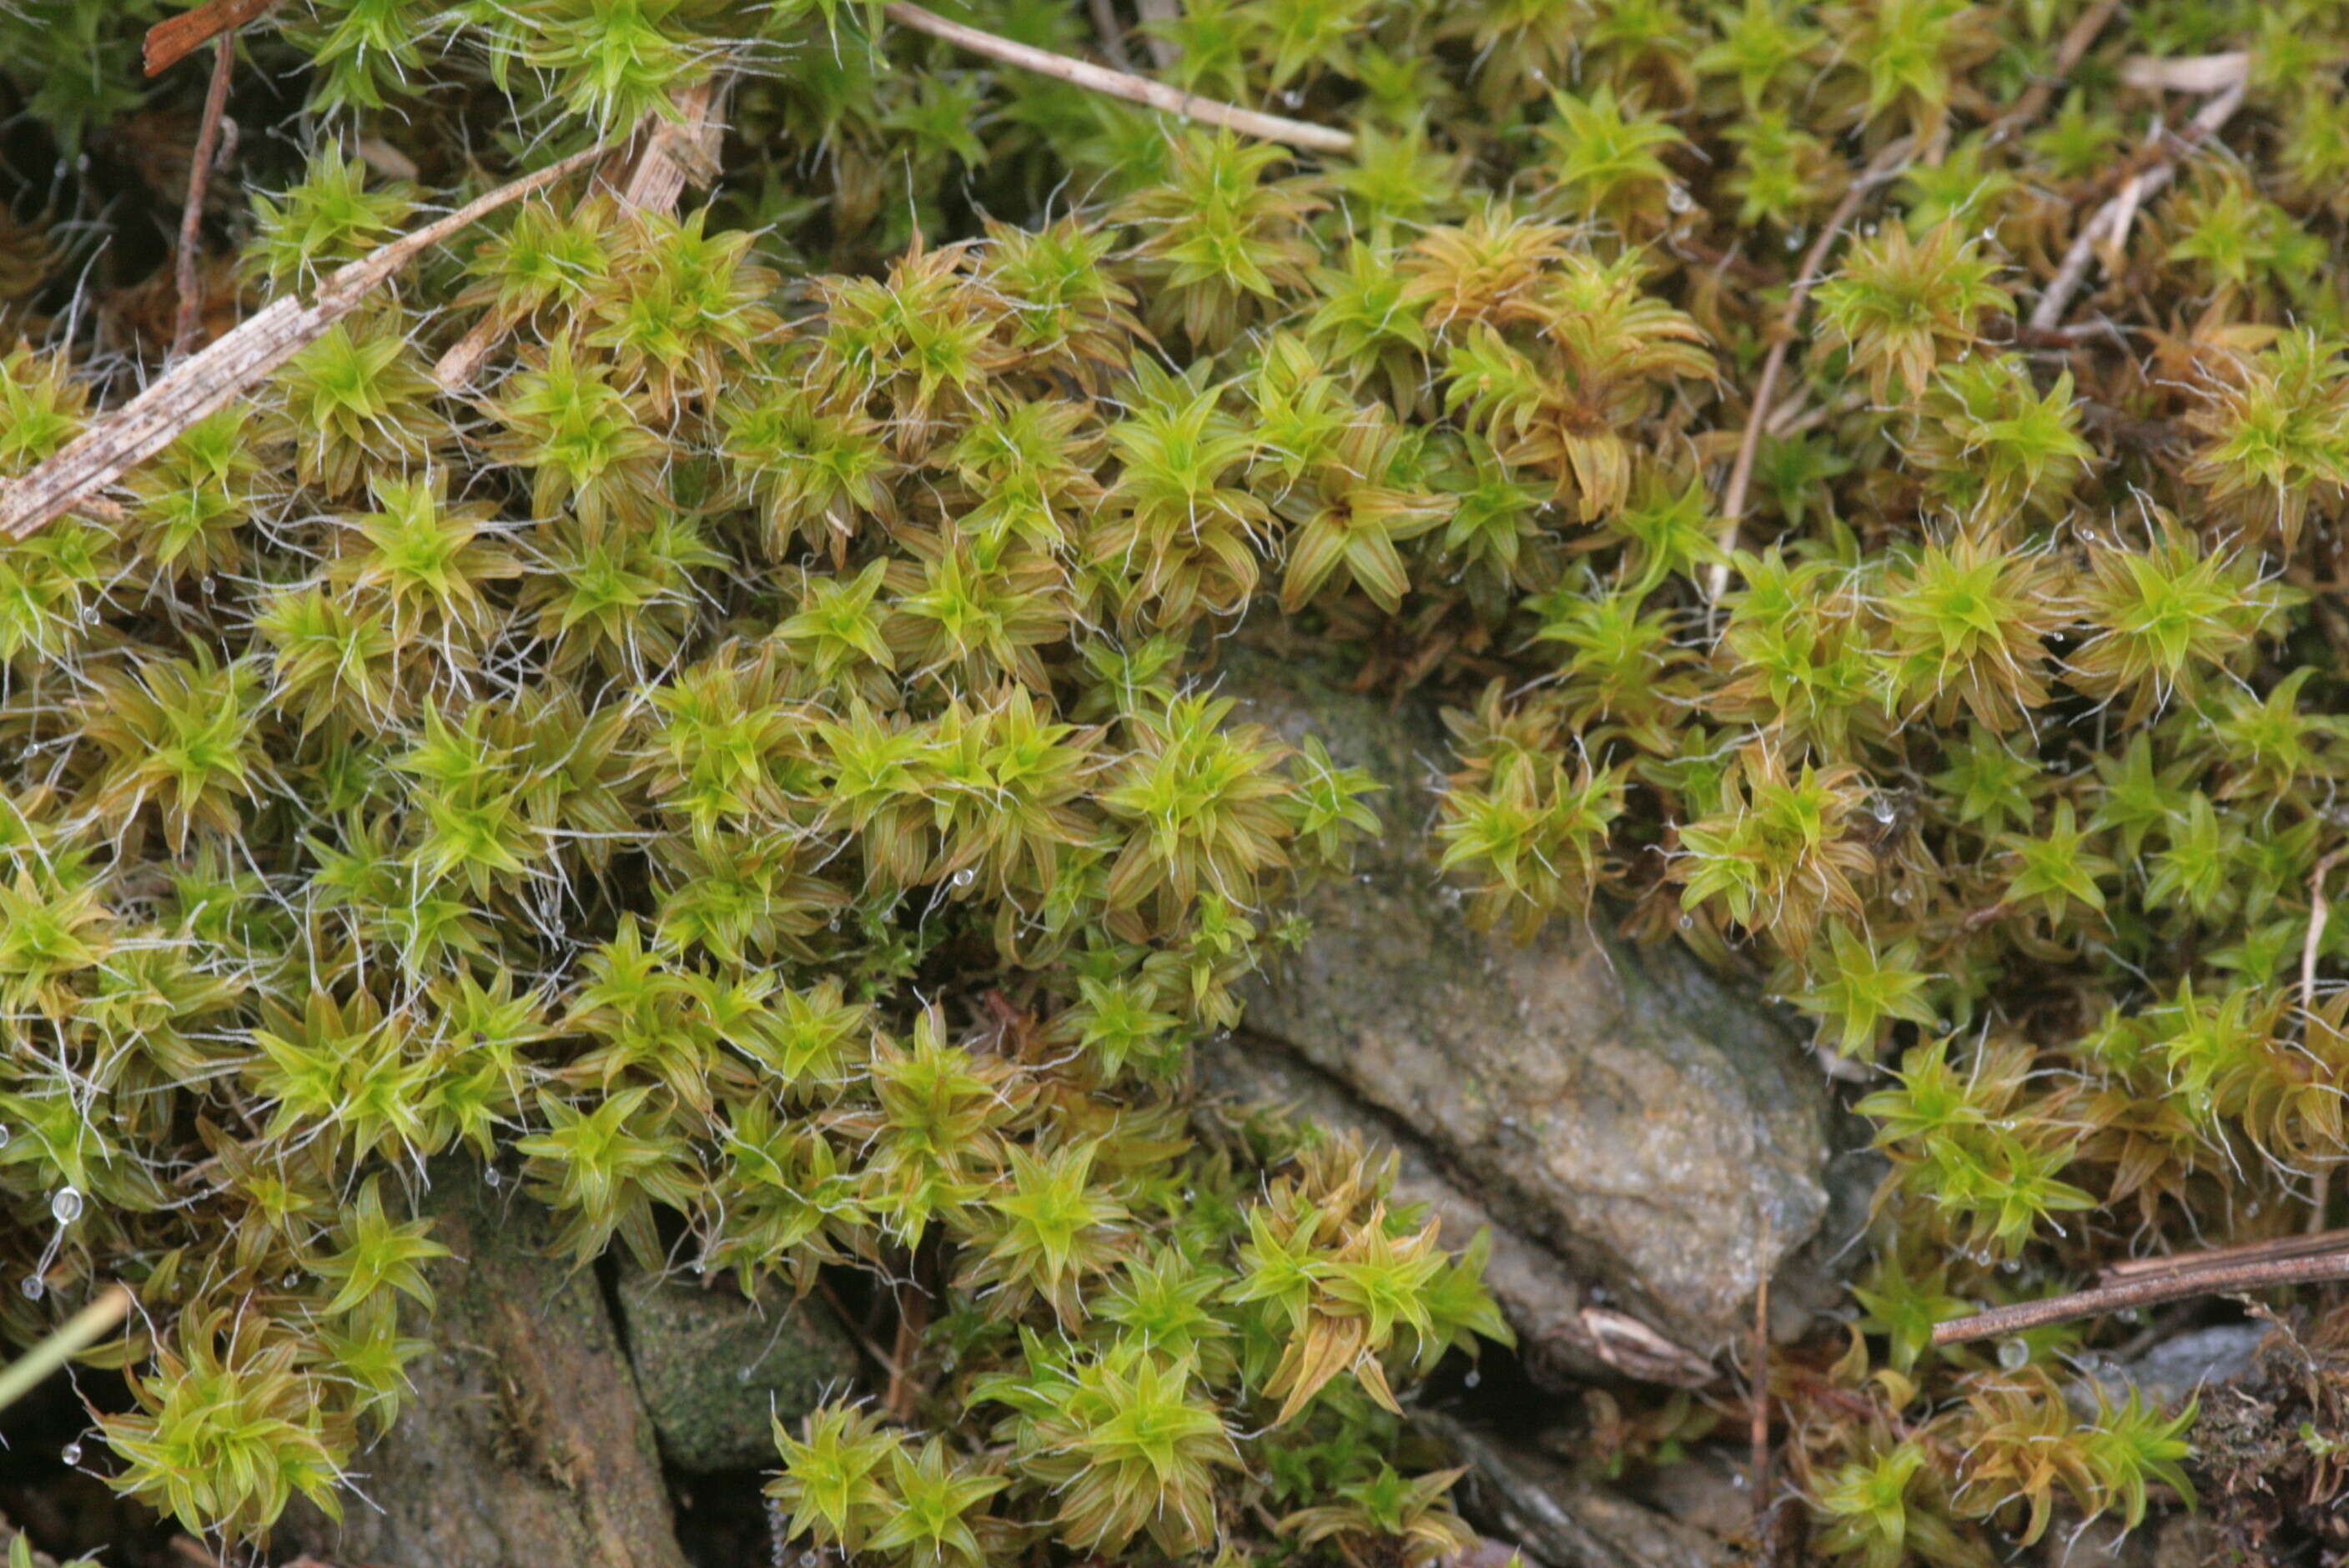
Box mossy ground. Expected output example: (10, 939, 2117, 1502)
(4, 0, 2349, 1564)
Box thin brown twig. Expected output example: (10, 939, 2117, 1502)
(2027, 79, 2246, 334)
(143, 0, 274, 77)
(881, 2, 1353, 154)
(1705, 139, 1914, 600)
(171, 32, 239, 359)
(0, 142, 611, 540)
(2100, 1226, 2349, 1284)
(1986, 0, 2121, 143)
(1932, 1247, 2349, 1344)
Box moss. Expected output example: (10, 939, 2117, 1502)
(3, 0, 2349, 1563)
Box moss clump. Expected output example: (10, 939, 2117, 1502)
(5, 0, 2349, 1562)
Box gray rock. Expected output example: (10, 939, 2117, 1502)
(1211, 642, 1846, 1364)
(616, 1262, 862, 1472)
(1426, 1413, 1733, 1568)
(284, 1163, 689, 1568)
(2064, 1322, 2269, 1420)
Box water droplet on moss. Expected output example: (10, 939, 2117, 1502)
(1997, 1339, 2029, 1370)
(60, 1442, 80, 1465)
(50, 1187, 81, 1225)
(21, 1276, 43, 1301)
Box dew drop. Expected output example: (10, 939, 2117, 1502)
(49, 1187, 82, 1225)
(950, 867, 976, 888)
(284, 1273, 301, 1289)
(20, 1276, 43, 1301)
(60, 1442, 81, 1466)
(1677, 914, 1693, 929)
(737, 1364, 755, 1385)
(1464, 1369, 1481, 1389)
(0, 1124, 12, 1152)
(1997, 1338, 2029, 1370)
(1999, 1258, 2021, 1275)
(484, 1167, 503, 1189)
(1666, 183, 1693, 214)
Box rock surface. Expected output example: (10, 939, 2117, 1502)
(1213, 641, 1849, 1366)
(1427, 1414, 1733, 1568)
(286, 1164, 688, 1568)
(616, 1261, 860, 1472)
(2064, 1321, 2269, 1420)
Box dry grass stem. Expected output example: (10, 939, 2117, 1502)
(2120, 50, 2252, 93)
(1987, 0, 2121, 141)
(0, 143, 611, 540)
(881, 2, 1354, 153)
(1706, 140, 1915, 600)
(2029, 80, 2247, 333)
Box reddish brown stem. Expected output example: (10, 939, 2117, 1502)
(1933, 1248, 2349, 1344)
(172, 31, 239, 359)
(881, 2, 1353, 153)
(1706, 141, 1912, 599)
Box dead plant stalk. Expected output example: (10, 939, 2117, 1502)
(0, 143, 613, 541)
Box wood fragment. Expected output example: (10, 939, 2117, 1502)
(143, 0, 274, 77)
(2028, 81, 2246, 334)
(0, 143, 610, 542)
(880, 2, 1354, 154)
(1933, 1246, 2349, 1344)
(430, 315, 507, 398)
(615, 75, 727, 214)
(171, 31, 239, 359)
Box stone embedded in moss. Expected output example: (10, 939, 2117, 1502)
(615, 1261, 860, 1474)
